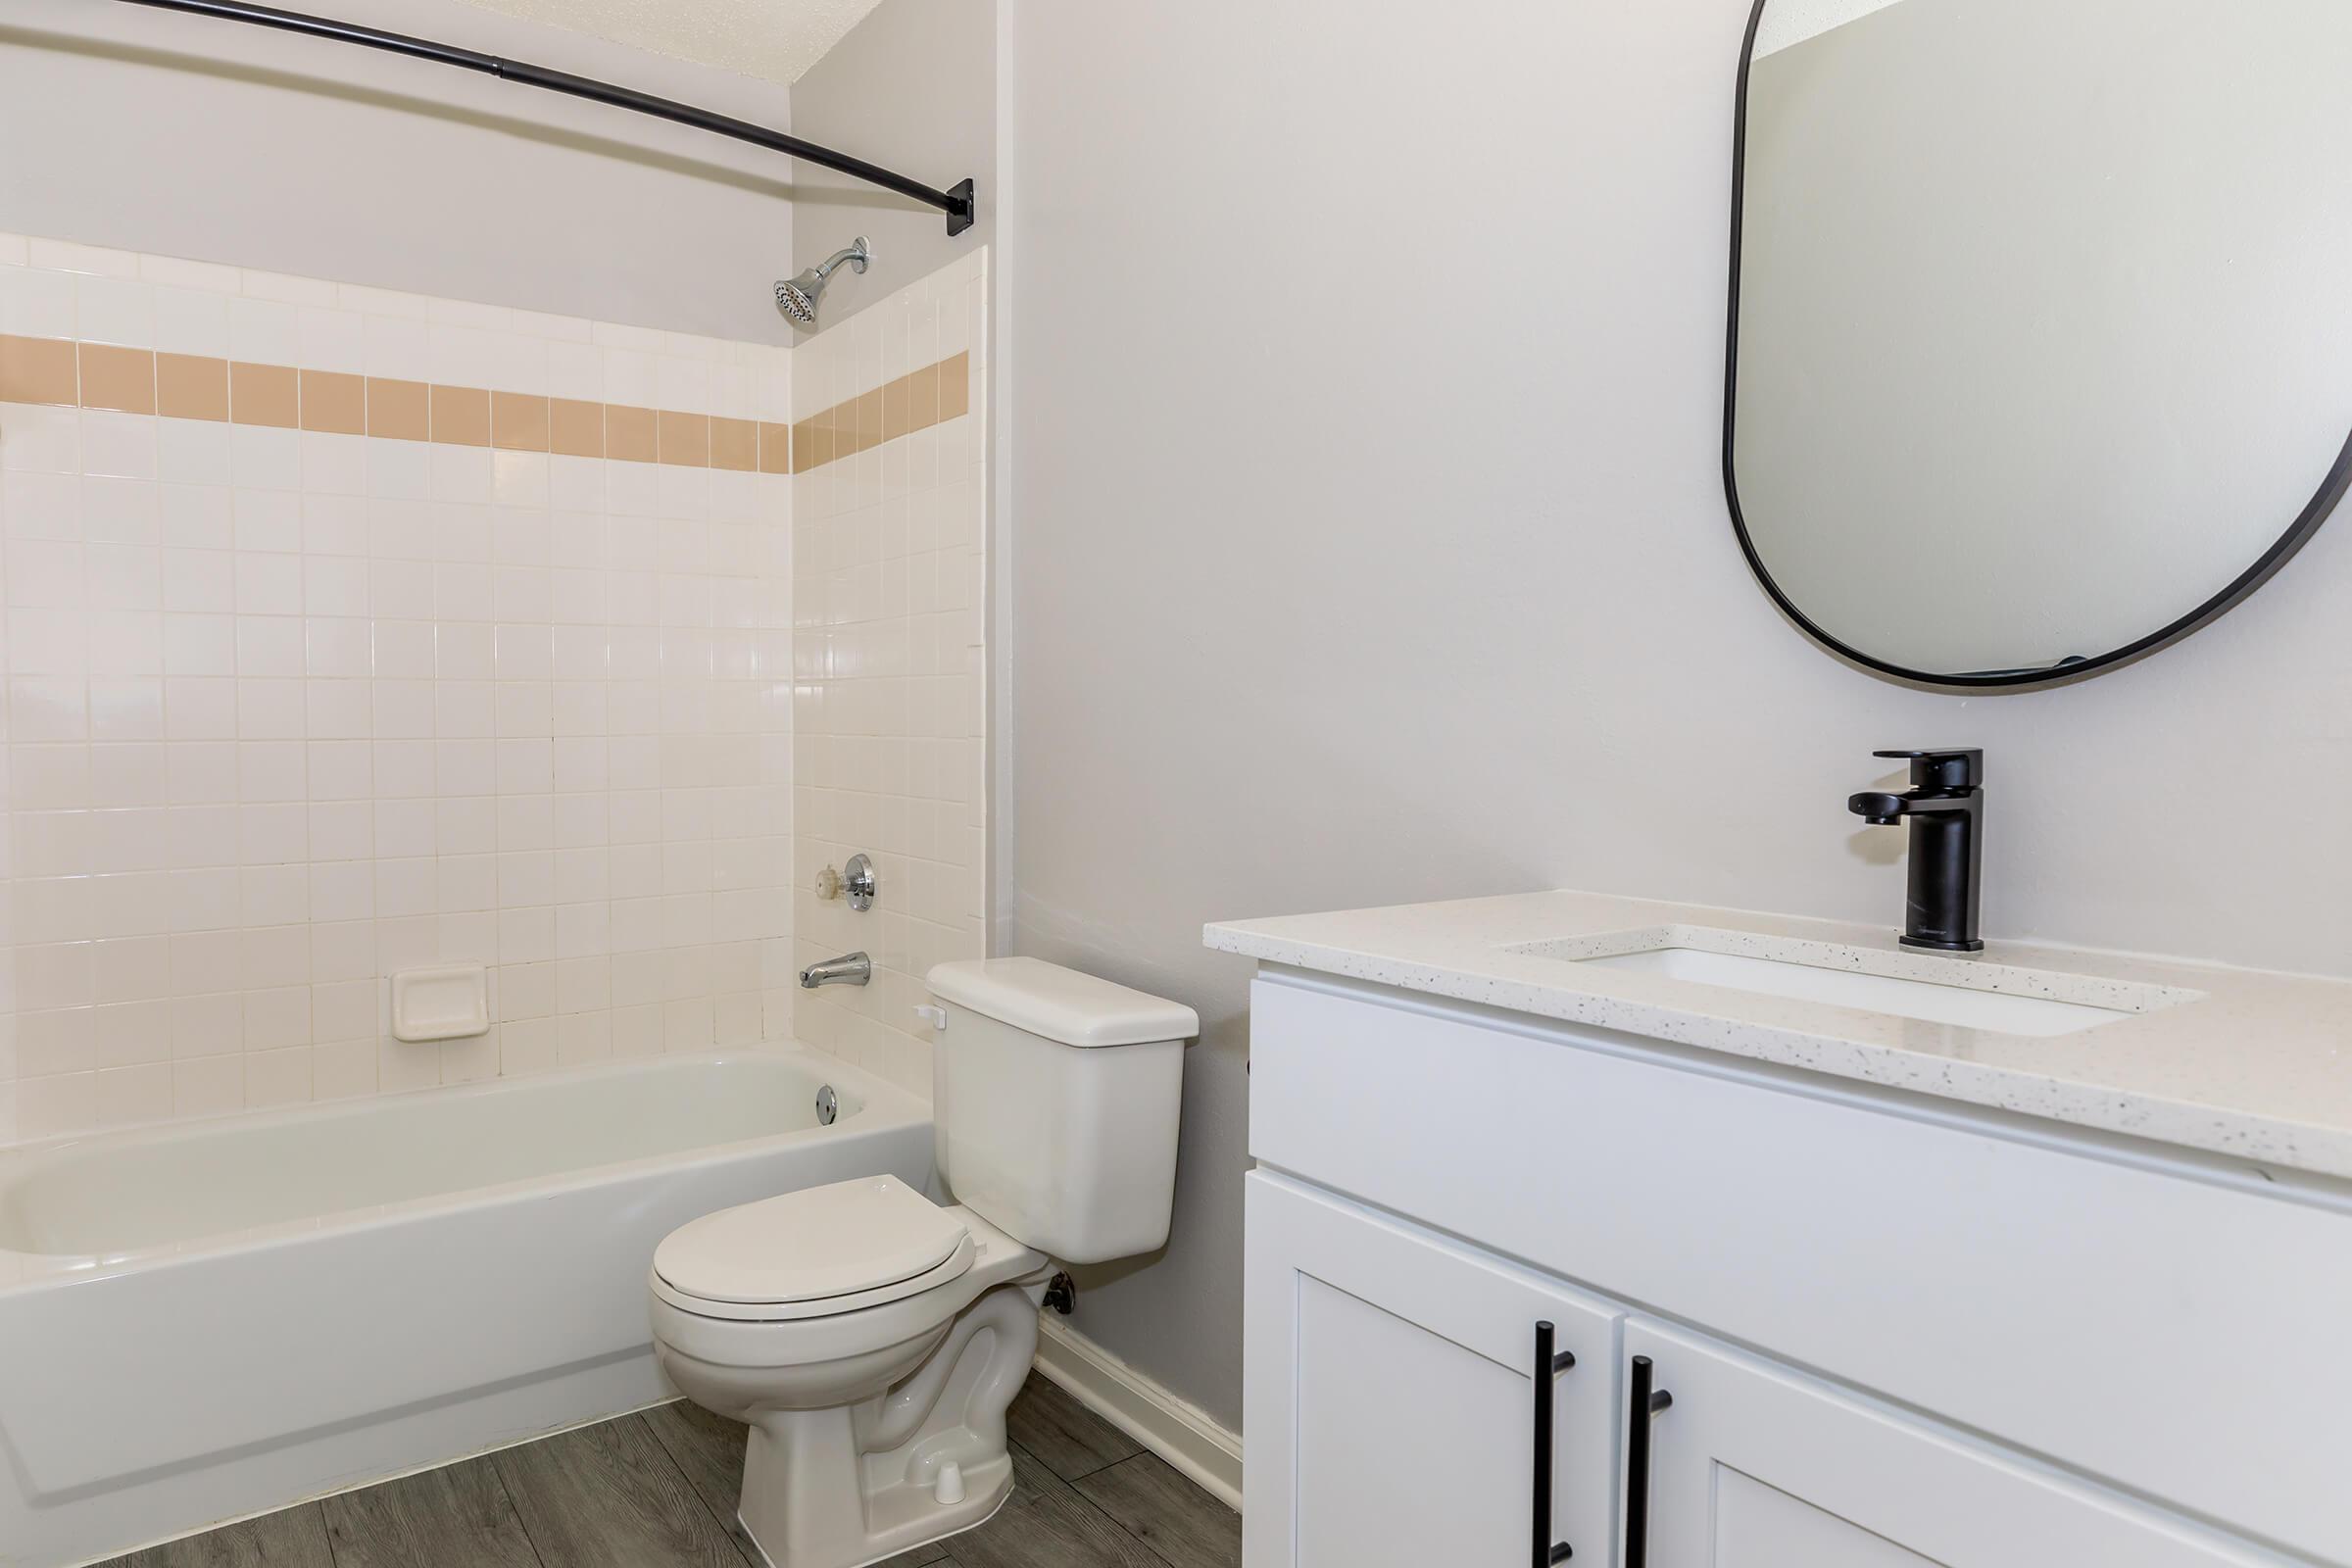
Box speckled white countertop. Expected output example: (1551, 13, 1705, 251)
(1205, 890, 2352, 1180)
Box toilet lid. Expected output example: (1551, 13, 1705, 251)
(654, 1176, 972, 1305)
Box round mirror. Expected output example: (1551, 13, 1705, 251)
(1726, 0, 2352, 687)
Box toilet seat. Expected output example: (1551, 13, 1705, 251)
(652, 1175, 977, 1324)
(653, 1234, 977, 1322)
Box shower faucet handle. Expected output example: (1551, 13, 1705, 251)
(813, 856, 877, 909)
(843, 854, 877, 911)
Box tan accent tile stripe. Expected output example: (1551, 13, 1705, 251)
(300, 369, 366, 435)
(368, 377, 429, 441)
(659, 410, 710, 467)
(78, 343, 155, 415)
(492, 391, 551, 452)
(551, 398, 604, 458)
(431, 384, 489, 447)
(788, 351, 971, 473)
(2, 333, 969, 475)
(909, 360, 941, 428)
(711, 416, 758, 472)
(158, 353, 228, 421)
(606, 405, 656, 464)
(0, 335, 79, 406)
(939, 350, 971, 422)
(230, 362, 299, 427)
(790, 413, 830, 473)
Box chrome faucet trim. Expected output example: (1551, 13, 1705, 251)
(800, 952, 872, 989)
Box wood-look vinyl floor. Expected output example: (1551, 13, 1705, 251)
(100, 1380, 1239, 1568)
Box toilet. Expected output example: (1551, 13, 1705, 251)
(648, 957, 1198, 1568)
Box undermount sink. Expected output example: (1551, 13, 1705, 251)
(1508, 926, 2194, 1038)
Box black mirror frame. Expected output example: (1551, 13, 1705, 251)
(1721, 0, 2352, 691)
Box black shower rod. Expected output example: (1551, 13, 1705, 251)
(110, 0, 978, 234)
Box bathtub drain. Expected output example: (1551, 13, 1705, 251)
(815, 1085, 839, 1126)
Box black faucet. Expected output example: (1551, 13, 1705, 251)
(1847, 749, 1984, 952)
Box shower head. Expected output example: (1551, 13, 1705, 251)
(775, 236, 871, 329)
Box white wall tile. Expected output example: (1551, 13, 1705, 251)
(153, 288, 231, 358)
(76, 275, 155, 350)
(228, 296, 302, 365)
(0, 267, 78, 339)
(791, 255, 988, 1095)
(1, 235, 805, 1146)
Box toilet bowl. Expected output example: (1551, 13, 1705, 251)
(651, 1176, 1051, 1568)
(650, 958, 1199, 1568)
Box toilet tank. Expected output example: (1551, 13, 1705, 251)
(923, 958, 1197, 1264)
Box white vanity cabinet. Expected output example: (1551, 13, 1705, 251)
(1627, 1320, 2268, 1568)
(1245, 1174, 1621, 1568)
(1238, 969, 2351, 1568)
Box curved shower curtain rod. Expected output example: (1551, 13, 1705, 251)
(109, 0, 978, 234)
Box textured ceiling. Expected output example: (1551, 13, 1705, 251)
(448, 0, 885, 84)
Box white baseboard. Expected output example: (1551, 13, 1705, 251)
(1032, 1316, 1243, 1512)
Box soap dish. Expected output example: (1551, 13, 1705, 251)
(390, 963, 490, 1042)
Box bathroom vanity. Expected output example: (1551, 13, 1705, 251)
(1209, 893, 2352, 1568)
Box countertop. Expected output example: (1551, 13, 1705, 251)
(1205, 890, 2352, 1180)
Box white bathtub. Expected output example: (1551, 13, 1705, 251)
(0, 1047, 932, 1568)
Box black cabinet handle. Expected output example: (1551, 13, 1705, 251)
(1625, 1355, 1673, 1568)
(1533, 1321, 1576, 1565)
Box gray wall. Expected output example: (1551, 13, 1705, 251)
(788, 0, 995, 319)
(0, 0, 797, 341)
(1001, 0, 2352, 1432)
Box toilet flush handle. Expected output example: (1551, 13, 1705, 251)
(913, 1004, 948, 1030)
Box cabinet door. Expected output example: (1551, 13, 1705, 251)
(1246, 1171, 1621, 1568)
(1624, 1320, 2280, 1568)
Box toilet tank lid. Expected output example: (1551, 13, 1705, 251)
(926, 957, 1199, 1048)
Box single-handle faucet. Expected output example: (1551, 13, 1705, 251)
(1847, 749, 1984, 953)
(800, 952, 872, 989)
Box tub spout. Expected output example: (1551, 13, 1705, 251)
(800, 953, 871, 989)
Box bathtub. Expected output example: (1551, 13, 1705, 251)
(0, 1047, 932, 1568)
